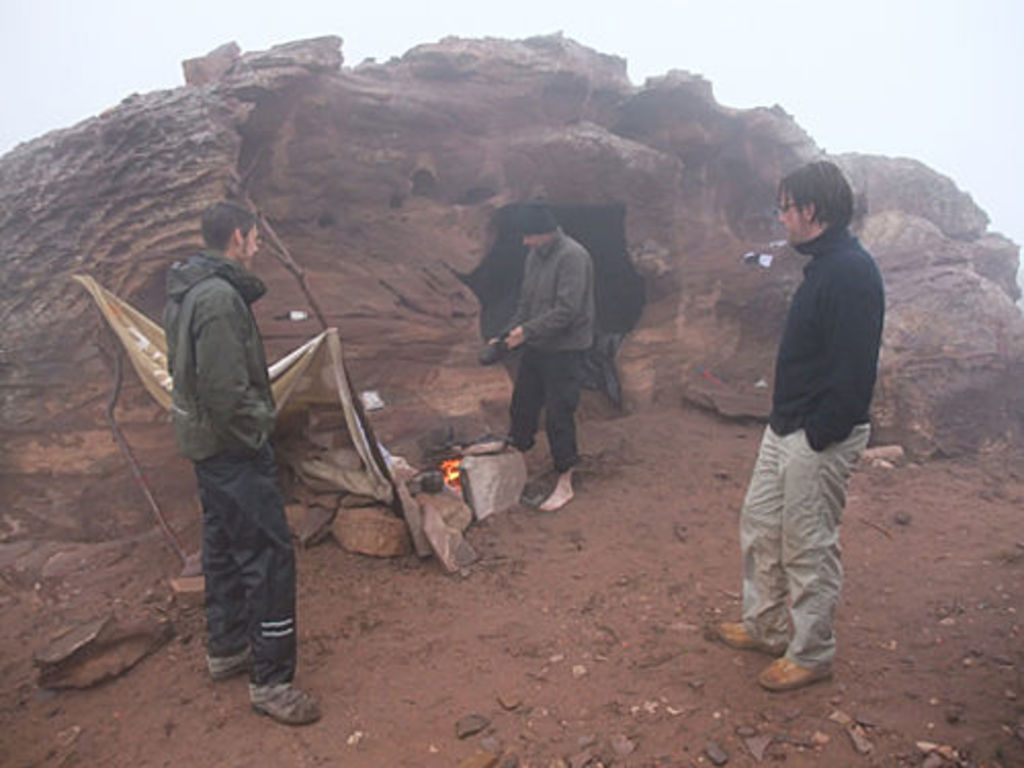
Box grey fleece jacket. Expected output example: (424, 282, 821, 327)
(163, 251, 276, 461)
(508, 230, 595, 351)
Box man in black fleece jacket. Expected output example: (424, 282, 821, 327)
(715, 161, 885, 692)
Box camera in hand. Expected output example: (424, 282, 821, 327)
(478, 336, 510, 366)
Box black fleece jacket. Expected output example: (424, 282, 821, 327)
(769, 226, 885, 451)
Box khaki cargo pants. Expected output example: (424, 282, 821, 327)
(739, 424, 869, 668)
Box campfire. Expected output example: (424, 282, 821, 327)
(423, 433, 519, 502)
(439, 458, 463, 492)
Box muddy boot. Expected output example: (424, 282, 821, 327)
(207, 647, 252, 681)
(249, 683, 321, 725)
(713, 622, 786, 657)
(757, 657, 832, 692)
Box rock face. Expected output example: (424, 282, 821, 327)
(1, 34, 1021, 543)
(857, 205, 1024, 455)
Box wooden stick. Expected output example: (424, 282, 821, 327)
(255, 211, 330, 333)
(101, 326, 187, 565)
(229, 172, 331, 334)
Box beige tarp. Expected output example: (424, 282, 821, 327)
(74, 275, 393, 505)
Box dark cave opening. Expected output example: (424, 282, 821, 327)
(460, 203, 646, 407)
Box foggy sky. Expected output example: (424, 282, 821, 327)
(2, 0, 1021, 275)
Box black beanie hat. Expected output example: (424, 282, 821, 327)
(518, 203, 558, 235)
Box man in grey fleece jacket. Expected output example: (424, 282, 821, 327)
(502, 202, 595, 511)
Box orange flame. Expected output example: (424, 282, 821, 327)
(440, 458, 462, 492)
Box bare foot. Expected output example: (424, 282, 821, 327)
(539, 470, 574, 511)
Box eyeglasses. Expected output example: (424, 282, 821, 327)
(775, 201, 799, 215)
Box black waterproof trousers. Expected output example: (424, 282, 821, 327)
(509, 348, 584, 473)
(194, 443, 297, 686)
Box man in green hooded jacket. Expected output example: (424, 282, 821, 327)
(163, 201, 319, 725)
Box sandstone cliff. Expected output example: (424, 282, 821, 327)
(1, 34, 1020, 543)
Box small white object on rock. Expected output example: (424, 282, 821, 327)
(360, 390, 385, 410)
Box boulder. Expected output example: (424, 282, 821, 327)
(331, 506, 412, 558)
(838, 153, 990, 240)
(182, 41, 240, 86)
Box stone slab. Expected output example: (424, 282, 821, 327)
(169, 575, 205, 608)
(420, 499, 479, 573)
(35, 614, 174, 689)
(461, 452, 527, 521)
(294, 503, 336, 548)
(416, 490, 473, 532)
(389, 461, 433, 558)
(861, 444, 906, 465)
(285, 503, 307, 533)
(457, 752, 499, 768)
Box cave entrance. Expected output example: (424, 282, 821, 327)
(461, 203, 646, 407)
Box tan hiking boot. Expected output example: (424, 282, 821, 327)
(207, 647, 252, 681)
(250, 683, 321, 725)
(714, 622, 786, 656)
(757, 657, 832, 692)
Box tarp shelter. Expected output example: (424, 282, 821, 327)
(73, 275, 395, 505)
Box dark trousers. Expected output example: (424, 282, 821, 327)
(509, 348, 583, 473)
(194, 443, 296, 686)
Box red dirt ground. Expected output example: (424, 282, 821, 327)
(2, 405, 1023, 767)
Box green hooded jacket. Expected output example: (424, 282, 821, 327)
(163, 251, 275, 461)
